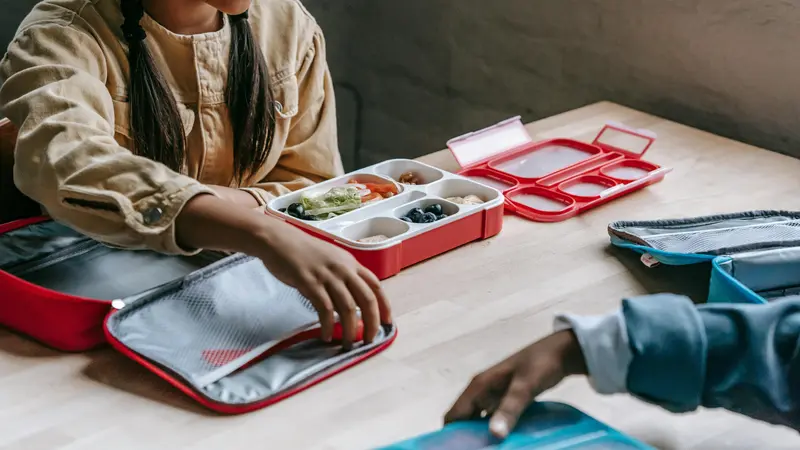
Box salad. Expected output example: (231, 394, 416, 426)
(280, 179, 400, 221)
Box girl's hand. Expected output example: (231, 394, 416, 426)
(253, 220, 392, 349)
(176, 193, 392, 350)
(444, 331, 587, 439)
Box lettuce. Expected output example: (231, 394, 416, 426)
(301, 186, 362, 218)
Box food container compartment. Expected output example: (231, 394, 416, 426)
(458, 167, 518, 192)
(339, 217, 411, 247)
(393, 198, 461, 225)
(507, 187, 576, 216)
(373, 159, 444, 186)
(319, 191, 427, 233)
(536, 153, 622, 187)
(426, 178, 503, 206)
(270, 173, 403, 222)
(600, 159, 660, 182)
(488, 140, 602, 180)
(558, 175, 618, 200)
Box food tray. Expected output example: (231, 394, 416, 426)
(266, 159, 505, 279)
(449, 117, 671, 222)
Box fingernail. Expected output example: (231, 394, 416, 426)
(489, 417, 509, 438)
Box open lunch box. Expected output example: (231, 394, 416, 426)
(448, 116, 671, 222)
(609, 210, 800, 305)
(266, 159, 506, 280)
(0, 217, 396, 413)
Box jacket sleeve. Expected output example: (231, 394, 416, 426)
(556, 294, 800, 430)
(241, 27, 344, 207)
(0, 23, 215, 254)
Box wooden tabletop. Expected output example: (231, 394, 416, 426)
(2, 101, 800, 450)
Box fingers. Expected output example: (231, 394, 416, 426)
(489, 377, 537, 439)
(325, 278, 359, 350)
(346, 273, 380, 344)
(444, 368, 509, 424)
(306, 285, 335, 342)
(358, 266, 393, 325)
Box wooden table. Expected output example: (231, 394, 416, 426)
(2, 102, 800, 450)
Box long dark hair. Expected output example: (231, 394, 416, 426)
(120, 0, 275, 182)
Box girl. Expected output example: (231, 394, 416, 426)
(0, 0, 392, 348)
(446, 293, 800, 438)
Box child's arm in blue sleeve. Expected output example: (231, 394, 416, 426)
(556, 294, 800, 430)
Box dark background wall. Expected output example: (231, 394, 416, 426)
(4, 1, 799, 171)
(305, 0, 800, 167)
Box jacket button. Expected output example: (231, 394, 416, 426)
(143, 207, 164, 225)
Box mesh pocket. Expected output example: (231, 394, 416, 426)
(106, 255, 319, 389)
(636, 220, 800, 255)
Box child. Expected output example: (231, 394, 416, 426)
(446, 293, 800, 438)
(0, 0, 391, 348)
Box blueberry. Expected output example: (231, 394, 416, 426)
(424, 204, 443, 216)
(278, 208, 287, 213)
(287, 203, 305, 218)
(420, 212, 437, 223)
(401, 216, 413, 223)
(436, 214, 448, 221)
(407, 207, 425, 221)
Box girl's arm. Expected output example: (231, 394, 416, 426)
(0, 22, 213, 255)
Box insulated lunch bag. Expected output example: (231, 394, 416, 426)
(608, 210, 800, 305)
(0, 216, 396, 413)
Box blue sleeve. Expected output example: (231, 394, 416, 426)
(621, 294, 800, 429)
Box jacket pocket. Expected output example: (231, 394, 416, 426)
(271, 75, 299, 119)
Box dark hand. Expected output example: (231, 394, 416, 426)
(444, 330, 587, 439)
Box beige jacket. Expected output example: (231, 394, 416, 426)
(0, 0, 343, 254)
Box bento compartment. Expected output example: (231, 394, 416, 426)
(714, 247, 800, 301)
(507, 187, 576, 213)
(558, 175, 618, 200)
(319, 191, 426, 233)
(373, 159, 444, 186)
(106, 254, 396, 407)
(458, 168, 518, 192)
(426, 178, 502, 206)
(339, 217, 411, 245)
(0, 220, 222, 300)
(489, 140, 602, 180)
(609, 211, 800, 256)
(393, 198, 461, 225)
(601, 159, 659, 182)
(268, 173, 402, 222)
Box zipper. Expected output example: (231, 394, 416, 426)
(7, 239, 100, 277)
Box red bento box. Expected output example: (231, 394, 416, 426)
(448, 116, 671, 222)
(266, 160, 506, 280)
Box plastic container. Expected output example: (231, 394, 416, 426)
(266, 159, 505, 279)
(448, 117, 671, 222)
(378, 401, 653, 449)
